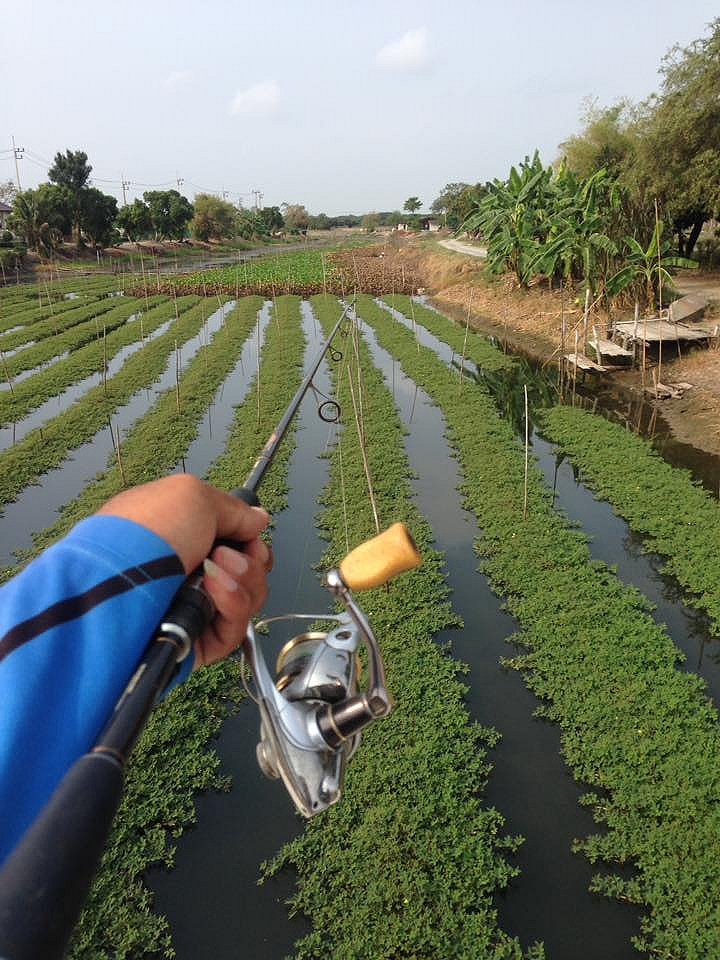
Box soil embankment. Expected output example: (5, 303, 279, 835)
(392, 239, 720, 460)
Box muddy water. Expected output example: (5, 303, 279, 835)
(359, 317, 640, 960)
(148, 303, 336, 958)
(0, 302, 241, 567)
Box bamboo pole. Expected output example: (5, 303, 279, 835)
(523, 384, 529, 520)
(175, 339, 181, 412)
(582, 288, 590, 355)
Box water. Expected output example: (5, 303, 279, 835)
(359, 317, 640, 960)
(148, 302, 335, 959)
(0, 302, 238, 567)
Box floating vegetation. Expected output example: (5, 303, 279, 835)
(361, 294, 720, 958)
(263, 295, 538, 960)
(539, 403, 720, 634)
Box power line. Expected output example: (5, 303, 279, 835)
(2, 142, 264, 206)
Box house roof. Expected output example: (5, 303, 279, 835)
(0, 202, 12, 213)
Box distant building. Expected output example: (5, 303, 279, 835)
(0, 202, 11, 231)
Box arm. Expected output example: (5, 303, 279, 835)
(0, 474, 270, 865)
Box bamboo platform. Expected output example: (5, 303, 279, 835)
(613, 319, 711, 346)
(589, 337, 634, 365)
(563, 352, 607, 374)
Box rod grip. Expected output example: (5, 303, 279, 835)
(339, 523, 422, 591)
(0, 752, 124, 960)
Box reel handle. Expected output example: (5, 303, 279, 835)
(339, 523, 421, 591)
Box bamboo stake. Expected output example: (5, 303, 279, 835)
(523, 384, 529, 520)
(459, 289, 472, 393)
(0, 348, 14, 395)
(582, 287, 590, 355)
(109, 418, 126, 486)
(175, 339, 181, 412)
(655, 199, 664, 384)
(102, 323, 108, 394)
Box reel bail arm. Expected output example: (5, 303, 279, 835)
(247, 522, 421, 817)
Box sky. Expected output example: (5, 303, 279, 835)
(2, 1, 718, 216)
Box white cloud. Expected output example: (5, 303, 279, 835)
(163, 70, 191, 90)
(229, 82, 281, 116)
(376, 28, 431, 71)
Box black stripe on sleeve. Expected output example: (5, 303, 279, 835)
(0, 555, 184, 664)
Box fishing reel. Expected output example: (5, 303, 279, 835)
(243, 523, 421, 818)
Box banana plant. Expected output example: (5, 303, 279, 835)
(607, 225, 698, 311)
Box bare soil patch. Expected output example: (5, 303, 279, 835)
(400, 240, 720, 459)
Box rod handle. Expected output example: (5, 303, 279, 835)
(0, 752, 124, 960)
(339, 523, 422, 592)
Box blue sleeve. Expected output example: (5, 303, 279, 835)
(0, 515, 194, 865)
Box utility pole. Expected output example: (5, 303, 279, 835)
(121, 174, 131, 206)
(176, 176, 184, 194)
(11, 137, 23, 191)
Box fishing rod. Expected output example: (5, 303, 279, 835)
(0, 298, 422, 960)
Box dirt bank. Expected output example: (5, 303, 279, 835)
(396, 240, 720, 460)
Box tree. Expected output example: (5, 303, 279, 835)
(308, 212, 331, 230)
(403, 196, 422, 214)
(361, 212, 380, 233)
(48, 149, 92, 248)
(558, 99, 636, 180)
(0, 181, 16, 205)
(258, 206, 284, 234)
(622, 19, 720, 257)
(191, 194, 238, 241)
(9, 185, 72, 255)
(80, 188, 118, 247)
(143, 190, 194, 240)
(282, 203, 310, 234)
(116, 199, 153, 243)
(432, 183, 487, 231)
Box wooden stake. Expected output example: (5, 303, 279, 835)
(175, 339, 181, 412)
(102, 323, 108, 394)
(0, 348, 14, 395)
(582, 287, 590, 355)
(459, 289, 472, 393)
(109, 418, 126, 486)
(523, 384, 529, 520)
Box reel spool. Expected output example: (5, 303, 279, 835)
(244, 523, 422, 818)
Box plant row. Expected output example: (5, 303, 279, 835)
(0, 295, 187, 429)
(0, 293, 125, 353)
(66, 296, 307, 959)
(263, 295, 538, 960)
(361, 294, 720, 958)
(0, 290, 114, 337)
(538, 403, 720, 634)
(0, 296, 208, 531)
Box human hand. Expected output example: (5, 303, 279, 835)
(96, 474, 271, 667)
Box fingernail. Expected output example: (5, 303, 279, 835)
(252, 506, 271, 526)
(203, 558, 239, 592)
(215, 547, 249, 577)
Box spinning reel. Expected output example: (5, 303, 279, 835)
(243, 522, 421, 817)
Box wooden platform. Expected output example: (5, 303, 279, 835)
(613, 319, 711, 346)
(589, 337, 634, 364)
(563, 352, 607, 374)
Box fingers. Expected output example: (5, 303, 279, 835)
(97, 475, 270, 574)
(194, 543, 270, 668)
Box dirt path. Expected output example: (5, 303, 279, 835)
(438, 237, 488, 258)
